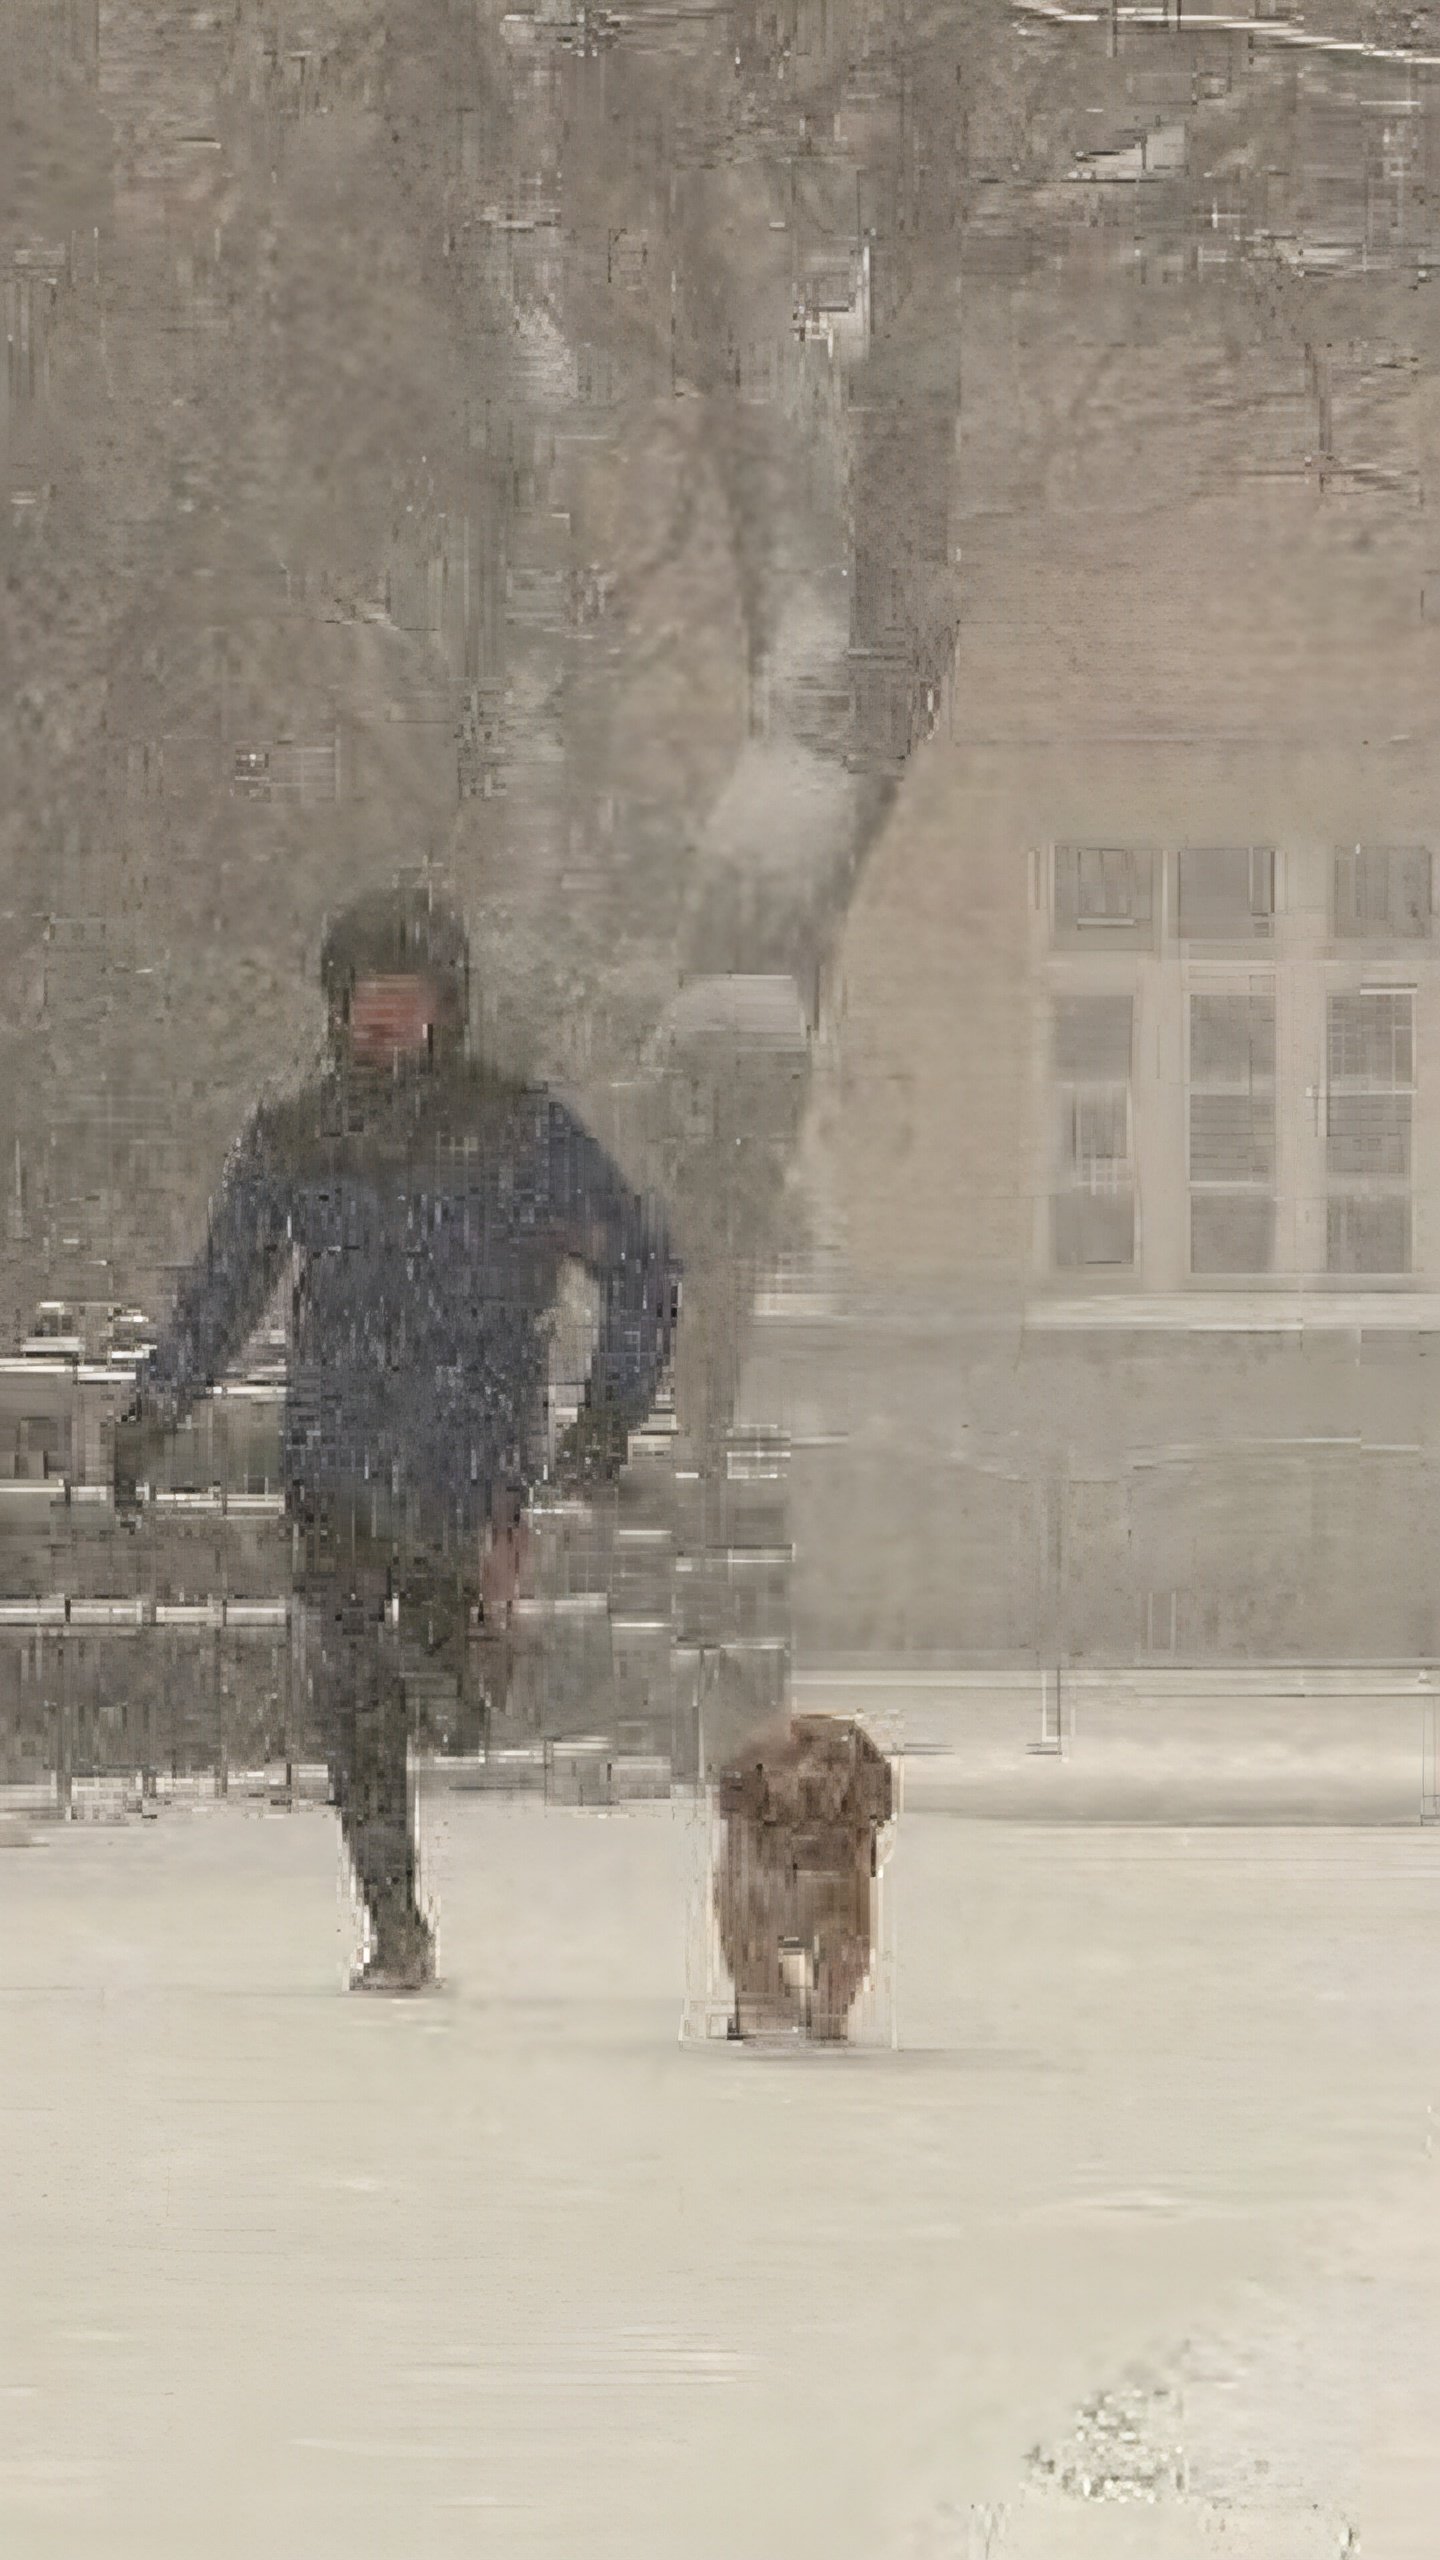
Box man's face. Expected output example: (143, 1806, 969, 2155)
(343, 973, 445, 1066)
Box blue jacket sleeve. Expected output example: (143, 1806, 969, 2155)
(136, 1107, 292, 1432)
(543, 1104, 682, 1436)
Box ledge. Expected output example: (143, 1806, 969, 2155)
(1025, 1293, 1440, 1335)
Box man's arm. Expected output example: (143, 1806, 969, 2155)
(542, 1103, 682, 1483)
(126, 1105, 293, 1440)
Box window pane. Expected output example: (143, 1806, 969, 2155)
(1052, 1191, 1135, 1269)
(1054, 846, 1154, 931)
(1058, 1087, 1130, 1176)
(1190, 988, 1275, 1083)
(1326, 1194, 1411, 1275)
(1189, 1092, 1276, 1184)
(1326, 1091, 1412, 1181)
(1328, 990, 1413, 1087)
(1053, 995, 1133, 1080)
(1333, 847, 1432, 939)
(7, 1414, 71, 1481)
(1177, 847, 1274, 938)
(1190, 1194, 1276, 1274)
(270, 740, 339, 804)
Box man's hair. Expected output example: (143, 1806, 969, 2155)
(319, 879, 471, 1026)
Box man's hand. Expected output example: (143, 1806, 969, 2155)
(552, 1392, 631, 1492)
(112, 1410, 169, 1523)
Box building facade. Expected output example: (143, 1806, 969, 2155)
(759, 190, 1440, 1671)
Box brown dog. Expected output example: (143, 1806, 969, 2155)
(714, 1713, 893, 2042)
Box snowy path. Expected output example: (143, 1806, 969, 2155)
(3, 1797, 1440, 2557)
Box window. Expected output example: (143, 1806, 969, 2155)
(1326, 1092, 1410, 1182)
(1053, 845, 1156, 944)
(1053, 1193, 1136, 1266)
(1188, 983, 1276, 1274)
(1333, 846, 1432, 940)
(126, 739, 166, 801)
(1060, 1087, 1130, 1176)
(1327, 985, 1412, 1086)
(608, 229, 650, 289)
(7, 1415, 68, 1482)
(1051, 995, 1136, 1270)
(234, 739, 339, 803)
(1326, 988, 1414, 1275)
(577, 341, 621, 406)
(1043, 844, 1436, 1295)
(1327, 1195, 1411, 1274)
(270, 739, 339, 804)
(1176, 846, 1275, 941)
(7, 269, 47, 407)
(1191, 1193, 1276, 1273)
(852, 658, 916, 766)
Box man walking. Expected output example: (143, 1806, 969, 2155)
(114, 880, 681, 1992)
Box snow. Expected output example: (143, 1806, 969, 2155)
(3, 1788, 1440, 2557)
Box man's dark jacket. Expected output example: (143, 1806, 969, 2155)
(130, 1052, 681, 1560)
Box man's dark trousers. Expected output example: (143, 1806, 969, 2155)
(298, 1521, 506, 1959)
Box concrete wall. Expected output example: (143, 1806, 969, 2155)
(747, 1309, 1440, 1666)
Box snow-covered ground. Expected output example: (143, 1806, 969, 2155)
(3, 1788, 1440, 2558)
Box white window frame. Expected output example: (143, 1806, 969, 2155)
(1038, 842, 1437, 1301)
(1333, 845, 1433, 942)
(1324, 983, 1415, 1277)
(1050, 991, 1137, 1272)
(1053, 843, 1156, 938)
(1175, 845, 1276, 942)
(1185, 978, 1278, 1277)
(1056, 1080, 1134, 1195)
